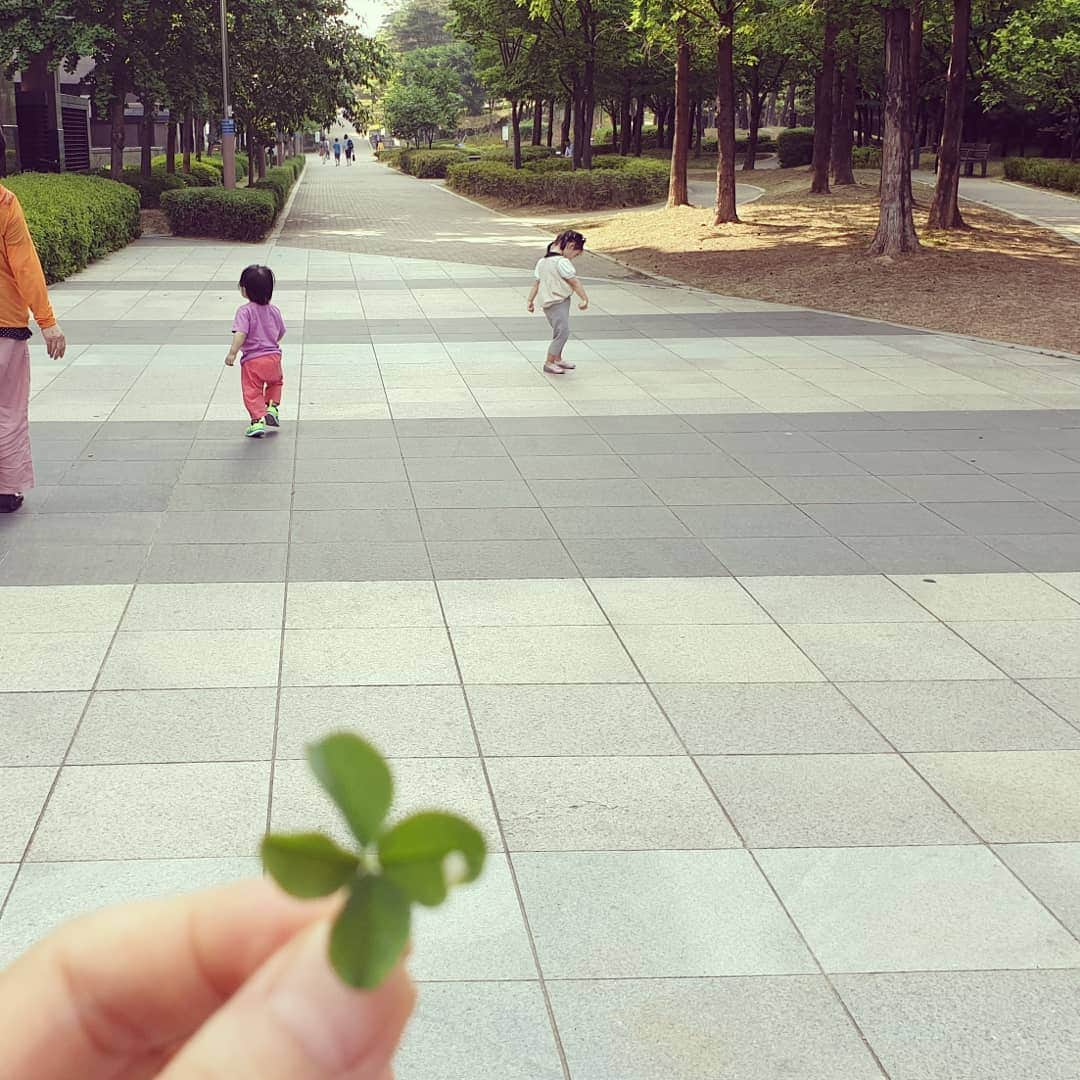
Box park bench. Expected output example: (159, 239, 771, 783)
(934, 142, 991, 177)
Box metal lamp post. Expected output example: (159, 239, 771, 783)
(219, 0, 236, 188)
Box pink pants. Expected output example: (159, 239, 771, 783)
(0, 338, 32, 494)
(241, 353, 283, 421)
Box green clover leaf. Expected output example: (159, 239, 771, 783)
(261, 733, 487, 989)
(329, 875, 412, 990)
(378, 812, 486, 907)
(307, 733, 392, 846)
(260, 833, 360, 898)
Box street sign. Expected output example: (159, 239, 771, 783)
(221, 118, 236, 135)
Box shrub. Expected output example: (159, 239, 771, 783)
(94, 166, 188, 208)
(1003, 156, 1080, 194)
(777, 127, 815, 168)
(445, 157, 668, 209)
(250, 157, 306, 209)
(150, 156, 222, 186)
(480, 144, 555, 163)
(5, 173, 140, 283)
(160, 188, 276, 241)
(201, 153, 250, 180)
(524, 156, 574, 173)
(595, 125, 659, 149)
(399, 148, 467, 178)
(851, 145, 883, 168)
(377, 148, 406, 168)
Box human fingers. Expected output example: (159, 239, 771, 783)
(159, 920, 416, 1080)
(0, 877, 333, 1080)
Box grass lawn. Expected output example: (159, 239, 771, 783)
(564, 167, 1079, 355)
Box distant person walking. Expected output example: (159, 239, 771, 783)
(0, 183, 66, 513)
(225, 265, 286, 439)
(526, 230, 589, 375)
(345, 137, 354, 165)
(320, 136, 330, 163)
(332, 138, 342, 166)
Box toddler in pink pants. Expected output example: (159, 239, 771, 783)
(225, 264, 285, 438)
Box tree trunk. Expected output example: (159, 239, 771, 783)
(166, 117, 177, 173)
(182, 107, 193, 173)
(511, 99, 523, 169)
(869, 5, 920, 254)
(109, 94, 126, 179)
(926, 0, 971, 228)
(743, 68, 762, 170)
(811, 15, 838, 193)
(609, 108, 618, 146)
(140, 106, 154, 178)
(831, 61, 857, 184)
(195, 115, 205, 160)
(581, 51, 596, 168)
(765, 89, 778, 127)
(561, 95, 572, 151)
(908, 0, 924, 164)
(532, 99, 543, 145)
(668, 27, 691, 206)
(784, 81, 797, 126)
(547, 99, 555, 147)
(619, 81, 632, 155)
(573, 80, 586, 169)
(715, 7, 740, 224)
(655, 101, 666, 148)
(693, 98, 704, 156)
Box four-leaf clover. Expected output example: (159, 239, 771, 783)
(261, 733, 486, 988)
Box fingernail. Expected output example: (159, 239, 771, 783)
(265, 923, 414, 1072)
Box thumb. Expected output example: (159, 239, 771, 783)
(160, 921, 415, 1080)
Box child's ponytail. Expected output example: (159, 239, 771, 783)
(545, 229, 587, 257)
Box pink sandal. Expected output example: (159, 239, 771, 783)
(543, 362, 566, 374)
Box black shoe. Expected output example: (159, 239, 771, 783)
(0, 493, 24, 513)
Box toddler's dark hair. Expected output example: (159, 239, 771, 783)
(239, 264, 275, 305)
(545, 229, 586, 257)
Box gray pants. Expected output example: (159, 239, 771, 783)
(544, 298, 571, 357)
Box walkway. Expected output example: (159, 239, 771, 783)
(2, 154, 1080, 1080)
(914, 169, 1080, 244)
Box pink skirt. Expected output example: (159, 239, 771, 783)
(0, 338, 33, 493)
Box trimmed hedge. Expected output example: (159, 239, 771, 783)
(480, 145, 555, 163)
(446, 157, 668, 209)
(161, 155, 305, 240)
(5, 173, 141, 283)
(150, 156, 222, 186)
(160, 188, 276, 241)
(525, 156, 574, 173)
(1003, 157, 1080, 194)
(851, 145, 883, 168)
(399, 148, 468, 178)
(376, 148, 405, 168)
(777, 127, 815, 168)
(94, 166, 188, 208)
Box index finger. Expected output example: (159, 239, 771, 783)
(0, 877, 333, 1080)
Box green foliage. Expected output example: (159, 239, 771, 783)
(377, 148, 407, 168)
(5, 173, 140, 283)
(262, 734, 486, 989)
(382, 82, 458, 147)
(446, 157, 669, 208)
(399, 148, 469, 177)
(94, 167, 188, 208)
(481, 144, 555, 162)
(396, 43, 485, 116)
(150, 157, 222, 187)
(984, 0, 1080, 153)
(852, 145, 883, 168)
(201, 153, 251, 181)
(1003, 157, 1080, 194)
(777, 127, 815, 168)
(525, 156, 574, 172)
(383, 0, 454, 52)
(251, 165, 297, 211)
(160, 188, 277, 241)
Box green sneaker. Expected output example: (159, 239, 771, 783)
(245, 419, 266, 438)
(264, 403, 280, 427)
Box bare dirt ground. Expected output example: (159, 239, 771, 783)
(565, 167, 1080, 355)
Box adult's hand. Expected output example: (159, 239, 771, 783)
(41, 323, 66, 360)
(0, 877, 416, 1080)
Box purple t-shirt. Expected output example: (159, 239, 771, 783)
(232, 302, 285, 363)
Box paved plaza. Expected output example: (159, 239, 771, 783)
(2, 153, 1080, 1078)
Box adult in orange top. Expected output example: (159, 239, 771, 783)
(0, 183, 66, 513)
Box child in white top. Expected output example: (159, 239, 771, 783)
(527, 230, 589, 374)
